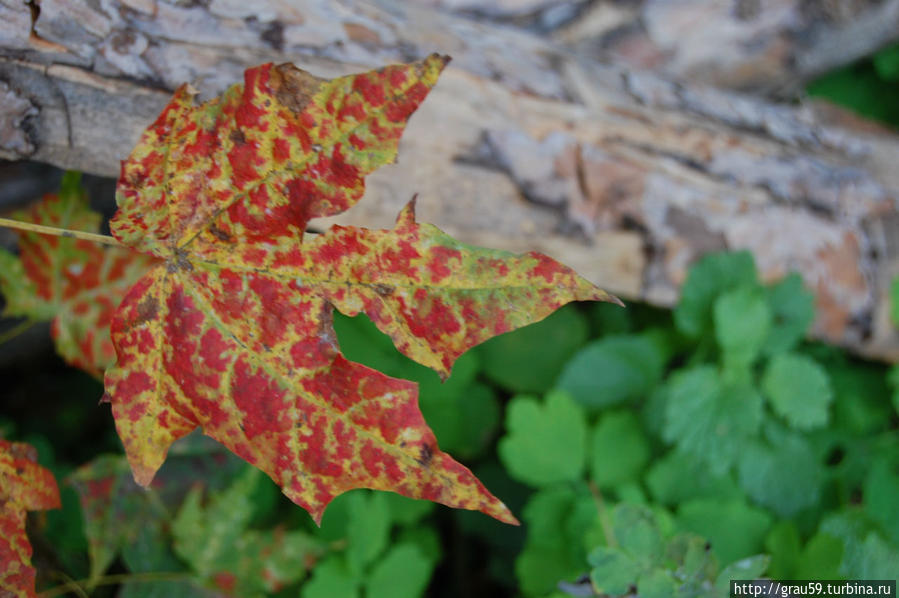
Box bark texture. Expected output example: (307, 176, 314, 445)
(1, 0, 898, 360)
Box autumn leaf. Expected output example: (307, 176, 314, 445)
(104, 54, 619, 525)
(0, 174, 157, 378)
(0, 439, 61, 598)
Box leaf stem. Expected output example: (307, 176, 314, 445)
(588, 480, 617, 549)
(39, 571, 194, 598)
(0, 217, 123, 247)
(0, 318, 37, 345)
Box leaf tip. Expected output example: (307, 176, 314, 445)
(490, 502, 520, 526)
(396, 194, 418, 229)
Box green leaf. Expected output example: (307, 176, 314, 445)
(172, 467, 321, 596)
(420, 381, 499, 459)
(874, 43, 899, 82)
(714, 286, 771, 366)
(737, 431, 822, 517)
(890, 365, 899, 415)
(891, 275, 899, 327)
(863, 455, 899, 545)
(381, 492, 434, 527)
(301, 556, 361, 598)
(612, 504, 664, 567)
(589, 300, 633, 335)
(645, 451, 742, 507)
(762, 353, 833, 430)
(665, 533, 719, 592)
(588, 547, 641, 596)
(830, 362, 892, 434)
(478, 304, 589, 393)
(765, 520, 801, 579)
(345, 491, 392, 575)
(366, 543, 434, 598)
(677, 498, 772, 565)
(591, 411, 650, 489)
(515, 485, 595, 596)
(819, 511, 899, 581)
(796, 531, 844, 578)
(556, 334, 665, 409)
(663, 368, 763, 474)
(715, 555, 770, 594)
(763, 273, 815, 355)
(637, 568, 677, 598)
(499, 391, 588, 486)
(67, 456, 142, 581)
(674, 251, 758, 338)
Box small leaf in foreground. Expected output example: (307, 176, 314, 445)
(103, 55, 618, 524)
(762, 353, 833, 430)
(0, 439, 61, 598)
(0, 175, 156, 377)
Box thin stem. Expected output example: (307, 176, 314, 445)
(0, 217, 123, 247)
(40, 571, 193, 598)
(588, 480, 617, 549)
(0, 318, 37, 345)
(46, 570, 88, 598)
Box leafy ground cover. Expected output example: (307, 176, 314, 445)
(2, 219, 898, 595)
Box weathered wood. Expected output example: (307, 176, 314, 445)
(1, 0, 898, 361)
(556, 0, 899, 96)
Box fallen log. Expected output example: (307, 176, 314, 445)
(1, 0, 897, 360)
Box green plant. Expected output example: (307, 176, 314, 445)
(807, 41, 899, 128)
(492, 251, 899, 596)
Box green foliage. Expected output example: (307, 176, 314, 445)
(494, 249, 898, 596)
(807, 42, 899, 128)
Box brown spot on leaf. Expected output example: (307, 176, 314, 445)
(415, 443, 433, 467)
(209, 223, 232, 242)
(229, 128, 246, 145)
(373, 283, 393, 297)
(135, 295, 159, 325)
(271, 64, 324, 115)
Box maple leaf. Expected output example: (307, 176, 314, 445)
(0, 174, 157, 378)
(0, 439, 61, 598)
(104, 54, 619, 525)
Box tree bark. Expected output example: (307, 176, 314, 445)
(1, 0, 898, 361)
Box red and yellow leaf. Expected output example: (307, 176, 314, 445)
(0, 439, 61, 598)
(104, 55, 619, 525)
(0, 179, 157, 377)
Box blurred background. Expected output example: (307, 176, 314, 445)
(2, 0, 899, 596)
